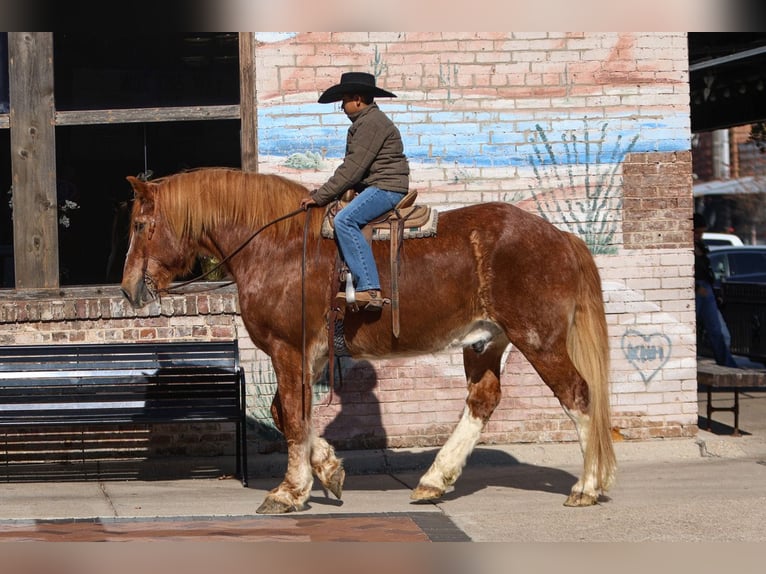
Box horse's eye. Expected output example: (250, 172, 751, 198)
(134, 221, 146, 233)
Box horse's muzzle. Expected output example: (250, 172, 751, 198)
(121, 277, 155, 308)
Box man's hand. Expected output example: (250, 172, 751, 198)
(300, 196, 317, 210)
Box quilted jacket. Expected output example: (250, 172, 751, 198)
(310, 103, 410, 206)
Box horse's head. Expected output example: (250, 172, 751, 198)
(120, 176, 196, 308)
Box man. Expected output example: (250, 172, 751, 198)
(694, 213, 738, 367)
(300, 72, 410, 311)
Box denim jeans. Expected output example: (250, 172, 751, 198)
(334, 186, 406, 292)
(696, 280, 738, 367)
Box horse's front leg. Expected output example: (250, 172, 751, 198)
(411, 341, 506, 501)
(256, 353, 346, 513)
(256, 356, 315, 514)
(310, 434, 345, 499)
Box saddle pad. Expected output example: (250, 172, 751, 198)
(321, 208, 439, 241)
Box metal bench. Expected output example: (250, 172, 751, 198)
(0, 341, 248, 485)
(697, 357, 766, 436)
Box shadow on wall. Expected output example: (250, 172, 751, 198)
(323, 358, 386, 451)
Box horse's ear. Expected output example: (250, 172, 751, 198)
(126, 175, 155, 203)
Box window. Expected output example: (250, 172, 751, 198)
(54, 33, 239, 110)
(0, 33, 8, 113)
(56, 121, 241, 284)
(1, 130, 11, 288)
(2, 32, 248, 289)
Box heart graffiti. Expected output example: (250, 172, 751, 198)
(621, 329, 672, 383)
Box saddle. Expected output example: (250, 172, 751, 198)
(322, 189, 438, 338)
(321, 189, 437, 241)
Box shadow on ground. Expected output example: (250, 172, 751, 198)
(341, 446, 579, 499)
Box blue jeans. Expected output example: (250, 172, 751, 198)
(334, 186, 406, 292)
(696, 280, 738, 367)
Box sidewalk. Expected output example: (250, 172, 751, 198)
(1, 389, 765, 541)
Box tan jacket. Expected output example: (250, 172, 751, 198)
(311, 103, 410, 206)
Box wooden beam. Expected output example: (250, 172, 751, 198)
(9, 32, 58, 289)
(239, 32, 257, 172)
(54, 105, 240, 126)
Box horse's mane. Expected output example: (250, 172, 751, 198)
(152, 167, 321, 241)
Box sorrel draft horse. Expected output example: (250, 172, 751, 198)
(121, 167, 616, 514)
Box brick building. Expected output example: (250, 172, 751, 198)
(0, 33, 696, 463)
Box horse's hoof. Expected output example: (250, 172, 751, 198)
(410, 484, 444, 502)
(327, 466, 345, 499)
(564, 491, 598, 507)
(255, 496, 302, 514)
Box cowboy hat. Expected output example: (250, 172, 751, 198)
(318, 72, 397, 103)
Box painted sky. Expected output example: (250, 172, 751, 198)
(259, 101, 689, 168)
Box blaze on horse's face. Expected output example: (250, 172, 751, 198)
(120, 176, 194, 308)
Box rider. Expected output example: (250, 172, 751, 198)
(300, 72, 410, 311)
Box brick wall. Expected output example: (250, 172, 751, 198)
(623, 151, 694, 249)
(253, 32, 697, 446)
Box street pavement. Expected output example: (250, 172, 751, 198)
(1, 388, 765, 543)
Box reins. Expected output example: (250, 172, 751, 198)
(160, 207, 306, 295)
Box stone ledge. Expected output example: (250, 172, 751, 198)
(0, 283, 239, 324)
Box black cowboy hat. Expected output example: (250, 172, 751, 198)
(318, 72, 397, 103)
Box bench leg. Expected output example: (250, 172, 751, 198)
(238, 369, 248, 487)
(704, 386, 742, 437)
(240, 417, 248, 487)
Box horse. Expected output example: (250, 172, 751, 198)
(120, 167, 616, 514)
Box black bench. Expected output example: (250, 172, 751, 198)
(0, 341, 248, 485)
(697, 357, 766, 436)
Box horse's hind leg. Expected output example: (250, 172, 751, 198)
(521, 345, 603, 507)
(411, 339, 507, 501)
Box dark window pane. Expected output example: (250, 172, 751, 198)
(55, 120, 240, 285)
(54, 33, 239, 110)
(1, 130, 12, 288)
(0, 33, 8, 113)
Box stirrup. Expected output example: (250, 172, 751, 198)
(336, 290, 387, 312)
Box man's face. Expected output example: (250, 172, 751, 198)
(339, 94, 363, 118)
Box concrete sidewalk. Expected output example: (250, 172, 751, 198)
(2, 389, 766, 541)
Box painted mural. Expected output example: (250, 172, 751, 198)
(243, 32, 694, 440)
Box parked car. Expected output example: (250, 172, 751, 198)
(708, 245, 766, 288)
(703, 246, 766, 364)
(702, 232, 744, 247)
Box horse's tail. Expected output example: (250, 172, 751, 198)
(565, 233, 617, 492)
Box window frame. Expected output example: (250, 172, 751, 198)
(0, 32, 257, 290)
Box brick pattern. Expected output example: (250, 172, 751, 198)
(622, 151, 694, 249)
